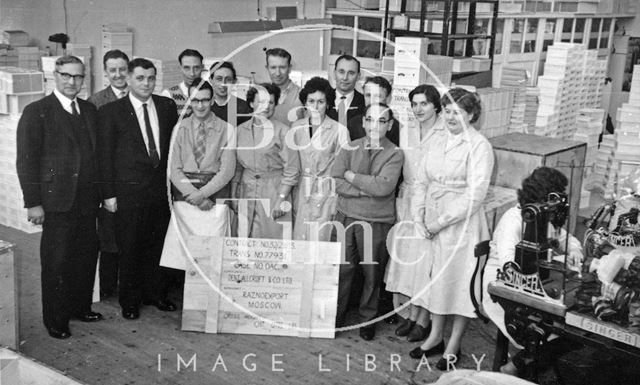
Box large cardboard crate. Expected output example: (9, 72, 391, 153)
(489, 133, 587, 232)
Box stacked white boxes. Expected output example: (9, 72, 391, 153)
(592, 65, 640, 198)
(0, 66, 45, 233)
(393, 37, 430, 87)
(425, 55, 453, 86)
(101, 24, 133, 89)
(13, 47, 40, 70)
(41, 55, 88, 100)
(523, 87, 539, 133)
(0, 30, 29, 46)
(143, 57, 182, 95)
(476, 87, 514, 138)
(573, 108, 605, 208)
(500, 66, 529, 134)
(535, 43, 606, 139)
(0, 67, 45, 116)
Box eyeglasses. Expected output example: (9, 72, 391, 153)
(364, 117, 390, 124)
(55, 71, 85, 82)
(191, 98, 212, 105)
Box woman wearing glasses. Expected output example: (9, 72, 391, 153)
(409, 88, 494, 370)
(232, 83, 299, 239)
(385, 84, 442, 343)
(290, 77, 349, 241)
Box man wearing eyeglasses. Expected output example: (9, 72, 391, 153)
(16, 55, 103, 339)
(330, 103, 403, 341)
(98, 58, 179, 321)
(209, 61, 252, 126)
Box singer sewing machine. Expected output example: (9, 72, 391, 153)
(486, 192, 640, 382)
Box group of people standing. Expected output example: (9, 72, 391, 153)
(16, 45, 497, 371)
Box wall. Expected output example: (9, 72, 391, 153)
(1, 0, 328, 88)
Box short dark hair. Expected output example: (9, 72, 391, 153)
(364, 76, 392, 99)
(364, 102, 394, 121)
(334, 54, 360, 73)
(409, 84, 442, 114)
(441, 88, 482, 124)
(299, 77, 336, 110)
(128, 58, 156, 74)
(246, 83, 281, 106)
(102, 49, 129, 68)
(517, 167, 568, 207)
(55, 55, 83, 68)
(209, 61, 237, 80)
(265, 48, 292, 66)
(178, 49, 203, 65)
(188, 78, 213, 97)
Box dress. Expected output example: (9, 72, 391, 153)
(411, 125, 494, 317)
(482, 206, 583, 348)
(384, 118, 441, 297)
(234, 116, 299, 239)
(291, 116, 349, 241)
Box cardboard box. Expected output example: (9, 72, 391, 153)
(0, 67, 44, 94)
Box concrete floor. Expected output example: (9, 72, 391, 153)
(1, 223, 505, 385)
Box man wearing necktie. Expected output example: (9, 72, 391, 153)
(327, 54, 365, 137)
(88, 49, 130, 300)
(98, 58, 178, 320)
(17, 55, 103, 339)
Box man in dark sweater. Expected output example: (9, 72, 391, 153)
(331, 103, 404, 340)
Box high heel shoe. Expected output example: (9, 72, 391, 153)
(395, 318, 415, 337)
(409, 340, 445, 359)
(406, 323, 430, 342)
(435, 349, 462, 371)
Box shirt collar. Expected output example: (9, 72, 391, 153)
(191, 112, 216, 129)
(53, 89, 79, 113)
(213, 94, 232, 107)
(336, 90, 354, 107)
(179, 82, 189, 96)
(129, 93, 154, 110)
(111, 85, 128, 98)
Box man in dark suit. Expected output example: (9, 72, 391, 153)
(98, 58, 179, 320)
(327, 54, 365, 136)
(88, 49, 130, 300)
(88, 49, 129, 108)
(16, 55, 103, 339)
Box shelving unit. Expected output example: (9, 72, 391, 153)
(383, 0, 499, 65)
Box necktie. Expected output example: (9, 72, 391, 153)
(71, 101, 79, 116)
(119, 91, 127, 98)
(142, 103, 160, 168)
(194, 122, 207, 168)
(338, 96, 347, 128)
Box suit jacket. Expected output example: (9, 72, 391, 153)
(88, 86, 118, 109)
(98, 94, 178, 208)
(16, 93, 101, 212)
(327, 89, 365, 123)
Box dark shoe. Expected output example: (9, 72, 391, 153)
(47, 326, 71, 339)
(407, 323, 431, 342)
(359, 326, 376, 341)
(122, 308, 140, 320)
(143, 299, 177, 312)
(395, 318, 415, 337)
(435, 350, 462, 371)
(73, 311, 103, 322)
(384, 313, 398, 324)
(409, 340, 445, 359)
